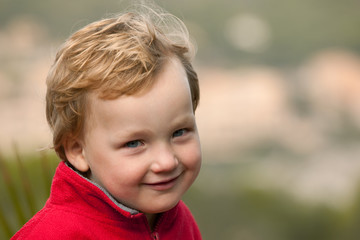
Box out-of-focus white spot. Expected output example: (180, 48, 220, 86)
(224, 13, 271, 53)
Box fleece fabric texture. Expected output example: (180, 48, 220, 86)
(11, 161, 201, 240)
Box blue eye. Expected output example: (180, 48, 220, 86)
(125, 140, 142, 148)
(173, 129, 186, 138)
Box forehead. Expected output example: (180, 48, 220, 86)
(84, 58, 192, 129)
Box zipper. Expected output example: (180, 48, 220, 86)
(148, 213, 164, 240)
(151, 232, 159, 240)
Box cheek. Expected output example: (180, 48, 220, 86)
(93, 160, 146, 194)
(180, 142, 202, 171)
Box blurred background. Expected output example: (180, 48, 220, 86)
(1, 0, 360, 239)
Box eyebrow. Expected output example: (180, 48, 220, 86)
(112, 128, 153, 141)
(173, 113, 196, 126)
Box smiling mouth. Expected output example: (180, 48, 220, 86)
(145, 174, 182, 191)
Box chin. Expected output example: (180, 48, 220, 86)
(143, 199, 180, 214)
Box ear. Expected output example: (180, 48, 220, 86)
(63, 137, 90, 173)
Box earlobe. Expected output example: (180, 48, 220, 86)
(64, 138, 90, 173)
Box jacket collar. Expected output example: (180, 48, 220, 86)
(66, 162, 140, 215)
(49, 161, 143, 220)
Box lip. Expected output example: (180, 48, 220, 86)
(144, 174, 182, 191)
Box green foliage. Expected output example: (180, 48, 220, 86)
(0, 149, 58, 239)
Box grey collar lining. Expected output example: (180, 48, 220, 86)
(66, 162, 139, 215)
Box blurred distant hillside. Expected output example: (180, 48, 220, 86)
(1, 0, 360, 66)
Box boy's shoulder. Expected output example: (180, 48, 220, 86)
(11, 204, 96, 239)
(11, 201, 131, 240)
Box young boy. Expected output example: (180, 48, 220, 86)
(12, 5, 202, 240)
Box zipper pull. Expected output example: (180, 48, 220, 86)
(151, 232, 159, 240)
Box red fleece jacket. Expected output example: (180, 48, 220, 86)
(12, 162, 201, 240)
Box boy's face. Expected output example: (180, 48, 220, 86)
(76, 58, 201, 214)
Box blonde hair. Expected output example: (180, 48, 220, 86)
(45, 6, 199, 161)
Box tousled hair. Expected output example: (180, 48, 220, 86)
(45, 6, 199, 161)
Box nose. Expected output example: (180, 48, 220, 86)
(150, 144, 179, 173)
